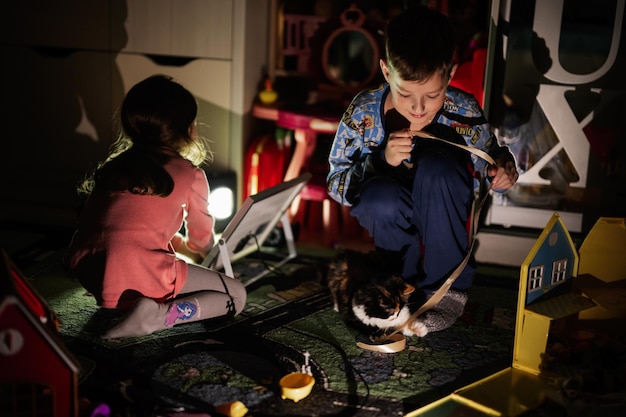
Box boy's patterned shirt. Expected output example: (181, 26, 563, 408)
(327, 83, 510, 205)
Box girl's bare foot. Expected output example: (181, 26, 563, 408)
(102, 298, 165, 339)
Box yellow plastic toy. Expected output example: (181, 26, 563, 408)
(280, 372, 315, 402)
(258, 78, 278, 105)
(214, 400, 248, 417)
(279, 351, 315, 402)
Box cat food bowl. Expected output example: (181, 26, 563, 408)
(279, 372, 315, 402)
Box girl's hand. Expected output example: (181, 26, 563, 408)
(488, 158, 519, 192)
(384, 129, 414, 167)
(176, 239, 207, 264)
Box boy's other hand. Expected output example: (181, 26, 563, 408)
(488, 159, 519, 192)
(385, 129, 414, 166)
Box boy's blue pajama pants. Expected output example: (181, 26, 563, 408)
(350, 144, 476, 292)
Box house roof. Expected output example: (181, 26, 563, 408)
(0, 249, 80, 374)
(578, 217, 626, 283)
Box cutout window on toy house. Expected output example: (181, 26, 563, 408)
(551, 259, 568, 285)
(528, 265, 544, 292)
(0, 382, 54, 417)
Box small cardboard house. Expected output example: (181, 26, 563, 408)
(405, 213, 624, 417)
(512, 213, 596, 376)
(0, 250, 80, 417)
(576, 217, 626, 323)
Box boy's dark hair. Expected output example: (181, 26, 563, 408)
(385, 6, 457, 82)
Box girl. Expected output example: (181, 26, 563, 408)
(64, 75, 246, 339)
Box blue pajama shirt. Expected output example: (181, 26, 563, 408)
(326, 83, 514, 292)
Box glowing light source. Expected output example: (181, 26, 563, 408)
(209, 186, 235, 220)
(204, 170, 237, 233)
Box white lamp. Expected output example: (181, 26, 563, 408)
(205, 170, 237, 233)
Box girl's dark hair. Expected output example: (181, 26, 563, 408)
(79, 75, 212, 196)
(385, 6, 458, 82)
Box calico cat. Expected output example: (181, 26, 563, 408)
(327, 250, 429, 339)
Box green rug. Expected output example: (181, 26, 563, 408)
(28, 252, 327, 349)
(264, 285, 516, 406)
(25, 249, 518, 416)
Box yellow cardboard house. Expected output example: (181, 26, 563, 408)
(405, 213, 626, 417)
(576, 217, 626, 323)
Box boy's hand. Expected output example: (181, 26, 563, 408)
(384, 130, 414, 166)
(488, 158, 519, 191)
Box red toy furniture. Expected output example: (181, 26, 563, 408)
(0, 250, 80, 417)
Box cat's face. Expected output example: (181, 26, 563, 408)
(351, 276, 415, 329)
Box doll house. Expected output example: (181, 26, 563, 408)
(511, 213, 596, 376)
(576, 217, 626, 323)
(406, 212, 626, 417)
(0, 250, 80, 417)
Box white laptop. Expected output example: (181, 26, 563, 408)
(201, 173, 311, 286)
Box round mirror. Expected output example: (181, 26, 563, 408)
(323, 28, 378, 87)
(308, 5, 384, 95)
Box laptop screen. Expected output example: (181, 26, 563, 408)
(201, 173, 311, 270)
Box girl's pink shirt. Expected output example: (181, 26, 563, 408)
(64, 156, 214, 309)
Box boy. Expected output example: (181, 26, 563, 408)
(327, 6, 519, 334)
